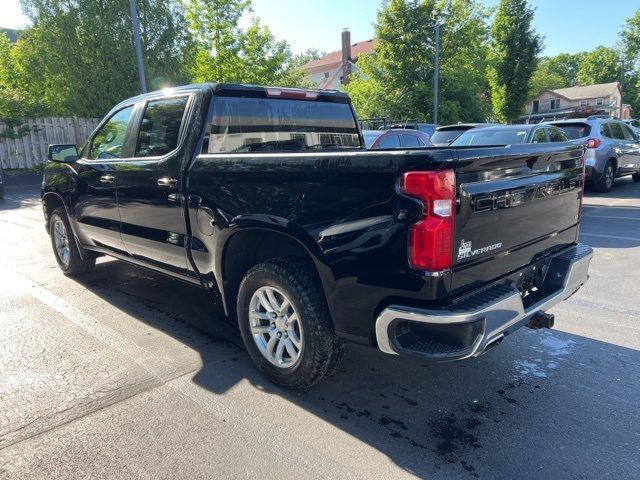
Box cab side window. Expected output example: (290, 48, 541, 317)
(89, 106, 134, 160)
(135, 97, 189, 158)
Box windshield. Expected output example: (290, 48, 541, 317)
(451, 128, 529, 146)
(430, 128, 469, 144)
(552, 122, 592, 140)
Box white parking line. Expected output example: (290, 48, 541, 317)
(580, 232, 640, 242)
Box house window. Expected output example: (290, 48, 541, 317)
(596, 98, 603, 106)
(579, 100, 588, 108)
(532, 100, 539, 113)
(550, 99, 560, 110)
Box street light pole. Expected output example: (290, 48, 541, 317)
(433, 15, 442, 125)
(129, 0, 147, 94)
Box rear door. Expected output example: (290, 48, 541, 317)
(115, 94, 192, 275)
(452, 144, 584, 292)
(620, 123, 640, 172)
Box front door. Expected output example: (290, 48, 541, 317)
(71, 105, 135, 253)
(115, 95, 192, 276)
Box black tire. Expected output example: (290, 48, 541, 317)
(0, 184, 4, 199)
(49, 207, 96, 275)
(237, 258, 344, 389)
(594, 160, 615, 193)
(633, 172, 640, 183)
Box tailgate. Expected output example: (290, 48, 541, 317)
(451, 143, 585, 291)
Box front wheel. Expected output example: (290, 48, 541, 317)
(237, 258, 344, 389)
(594, 161, 615, 193)
(632, 172, 640, 183)
(49, 207, 96, 275)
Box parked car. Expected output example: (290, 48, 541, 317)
(42, 83, 592, 388)
(450, 124, 568, 146)
(363, 128, 432, 149)
(430, 123, 500, 147)
(550, 117, 640, 192)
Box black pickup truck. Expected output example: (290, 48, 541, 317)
(42, 83, 592, 388)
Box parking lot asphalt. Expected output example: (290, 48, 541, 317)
(0, 178, 638, 480)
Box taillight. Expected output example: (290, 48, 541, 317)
(584, 138, 600, 149)
(400, 170, 455, 271)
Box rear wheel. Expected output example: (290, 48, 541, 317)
(49, 207, 96, 275)
(237, 258, 344, 389)
(594, 160, 615, 192)
(633, 172, 640, 183)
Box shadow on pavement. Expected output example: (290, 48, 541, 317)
(73, 258, 640, 479)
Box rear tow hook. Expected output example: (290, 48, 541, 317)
(526, 312, 555, 330)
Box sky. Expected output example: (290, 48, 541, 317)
(2, 0, 639, 57)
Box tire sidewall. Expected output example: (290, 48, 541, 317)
(49, 210, 74, 273)
(237, 264, 324, 387)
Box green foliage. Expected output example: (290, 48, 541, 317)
(529, 53, 585, 97)
(487, 0, 541, 122)
(346, 0, 491, 124)
(576, 46, 623, 85)
(185, 0, 312, 87)
(620, 9, 640, 115)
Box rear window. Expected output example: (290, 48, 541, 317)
(430, 128, 469, 144)
(451, 129, 529, 146)
(204, 97, 361, 153)
(553, 122, 591, 140)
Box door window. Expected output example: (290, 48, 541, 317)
(135, 97, 189, 157)
(401, 134, 421, 148)
(600, 123, 612, 138)
(377, 134, 401, 148)
(620, 124, 637, 142)
(548, 127, 568, 142)
(531, 128, 547, 143)
(89, 106, 134, 159)
(608, 122, 625, 140)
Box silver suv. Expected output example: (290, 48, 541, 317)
(550, 117, 640, 192)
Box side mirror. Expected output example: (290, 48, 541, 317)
(48, 144, 79, 163)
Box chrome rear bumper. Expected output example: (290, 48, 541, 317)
(375, 244, 593, 360)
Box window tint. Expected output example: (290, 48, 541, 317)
(135, 97, 188, 157)
(90, 106, 134, 159)
(608, 122, 625, 140)
(451, 129, 528, 146)
(531, 128, 547, 143)
(430, 129, 468, 144)
(401, 134, 421, 148)
(620, 124, 636, 141)
(600, 123, 612, 138)
(553, 122, 591, 140)
(548, 127, 568, 142)
(377, 134, 401, 148)
(205, 97, 360, 153)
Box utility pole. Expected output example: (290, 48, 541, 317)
(129, 0, 147, 93)
(433, 13, 443, 124)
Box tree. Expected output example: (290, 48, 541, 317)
(14, 0, 191, 117)
(620, 9, 640, 115)
(346, 0, 491, 124)
(529, 52, 585, 97)
(576, 46, 623, 86)
(487, 0, 541, 122)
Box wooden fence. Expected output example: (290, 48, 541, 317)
(0, 117, 100, 169)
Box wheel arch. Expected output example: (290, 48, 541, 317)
(216, 226, 336, 319)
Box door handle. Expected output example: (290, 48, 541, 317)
(100, 174, 115, 184)
(157, 177, 178, 188)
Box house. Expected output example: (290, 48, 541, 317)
(520, 82, 627, 123)
(302, 29, 376, 90)
(0, 28, 19, 43)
